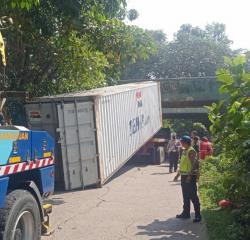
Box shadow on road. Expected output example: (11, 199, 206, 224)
(106, 156, 154, 184)
(151, 172, 170, 175)
(137, 217, 204, 239)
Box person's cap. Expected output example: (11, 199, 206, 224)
(180, 135, 192, 145)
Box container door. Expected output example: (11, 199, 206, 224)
(57, 101, 98, 190)
(25, 103, 65, 190)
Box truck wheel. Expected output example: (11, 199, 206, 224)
(156, 146, 165, 165)
(0, 190, 41, 240)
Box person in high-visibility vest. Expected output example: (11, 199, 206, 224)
(174, 135, 201, 223)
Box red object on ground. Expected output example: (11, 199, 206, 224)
(219, 199, 232, 208)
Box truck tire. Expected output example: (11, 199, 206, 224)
(155, 146, 165, 165)
(0, 190, 41, 240)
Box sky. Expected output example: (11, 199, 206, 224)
(127, 0, 250, 50)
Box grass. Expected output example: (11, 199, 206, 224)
(198, 158, 249, 240)
(202, 208, 234, 240)
(198, 158, 234, 240)
(199, 174, 234, 240)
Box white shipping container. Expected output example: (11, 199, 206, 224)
(25, 82, 162, 190)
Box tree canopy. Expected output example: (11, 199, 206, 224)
(199, 55, 250, 239)
(2, 0, 40, 9)
(0, 0, 154, 96)
(122, 23, 236, 80)
(0, 1, 247, 96)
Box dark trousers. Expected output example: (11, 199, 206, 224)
(169, 151, 179, 171)
(181, 175, 201, 218)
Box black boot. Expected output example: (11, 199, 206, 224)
(193, 215, 202, 223)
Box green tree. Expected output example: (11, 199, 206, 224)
(0, 0, 154, 95)
(163, 23, 232, 78)
(122, 23, 233, 80)
(1, 0, 39, 9)
(164, 119, 208, 137)
(53, 32, 109, 93)
(208, 55, 250, 202)
(122, 29, 166, 79)
(127, 9, 139, 21)
(200, 55, 250, 239)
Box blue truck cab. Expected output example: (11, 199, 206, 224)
(0, 125, 55, 240)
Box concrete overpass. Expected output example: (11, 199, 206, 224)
(159, 76, 222, 119)
(120, 76, 222, 120)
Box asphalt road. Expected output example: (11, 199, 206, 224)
(42, 160, 208, 240)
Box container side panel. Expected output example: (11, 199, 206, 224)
(96, 82, 162, 182)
